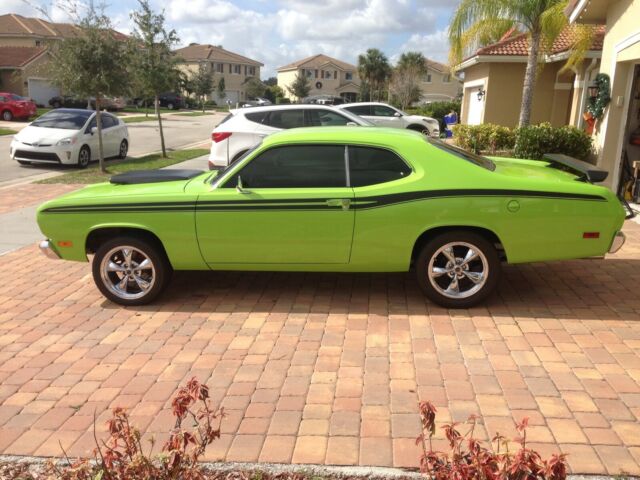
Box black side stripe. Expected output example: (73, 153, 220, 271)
(41, 188, 607, 213)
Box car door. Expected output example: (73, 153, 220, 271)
(304, 109, 354, 126)
(100, 113, 118, 156)
(368, 105, 404, 128)
(84, 115, 98, 159)
(196, 144, 355, 265)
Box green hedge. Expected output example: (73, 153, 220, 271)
(452, 122, 593, 161)
(412, 100, 461, 132)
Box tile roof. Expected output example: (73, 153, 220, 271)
(425, 58, 449, 73)
(0, 46, 47, 68)
(475, 25, 604, 57)
(277, 54, 356, 72)
(174, 43, 263, 67)
(0, 13, 127, 40)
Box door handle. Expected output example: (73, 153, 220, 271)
(326, 198, 351, 210)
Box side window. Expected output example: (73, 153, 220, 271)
(265, 110, 304, 129)
(85, 116, 97, 133)
(348, 146, 412, 187)
(0, 96, 6, 103)
(102, 114, 117, 128)
(345, 105, 371, 116)
(305, 109, 351, 126)
(372, 105, 397, 117)
(224, 145, 346, 188)
(245, 111, 269, 125)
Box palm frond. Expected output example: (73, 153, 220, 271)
(562, 24, 595, 72)
(539, 0, 568, 52)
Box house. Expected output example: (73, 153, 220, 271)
(0, 13, 128, 106)
(418, 59, 462, 103)
(174, 43, 263, 105)
(276, 54, 360, 102)
(565, 0, 640, 194)
(455, 26, 604, 128)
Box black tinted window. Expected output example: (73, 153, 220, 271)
(348, 147, 411, 187)
(305, 110, 351, 126)
(224, 145, 346, 188)
(102, 114, 117, 128)
(372, 105, 397, 117)
(245, 111, 269, 124)
(266, 110, 305, 129)
(345, 105, 371, 116)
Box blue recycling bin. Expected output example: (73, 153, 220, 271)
(444, 112, 458, 138)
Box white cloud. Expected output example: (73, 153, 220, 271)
(397, 29, 451, 64)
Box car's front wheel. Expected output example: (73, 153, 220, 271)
(2, 110, 13, 121)
(92, 236, 172, 306)
(167, 102, 175, 110)
(118, 139, 128, 159)
(416, 231, 500, 308)
(78, 145, 90, 168)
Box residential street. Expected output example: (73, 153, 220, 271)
(0, 113, 221, 185)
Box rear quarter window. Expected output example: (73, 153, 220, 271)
(245, 111, 269, 124)
(349, 146, 412, 187)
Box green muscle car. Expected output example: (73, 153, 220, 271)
(37, 127, 627, 308)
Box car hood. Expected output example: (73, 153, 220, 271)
(15, 126, 78, 144)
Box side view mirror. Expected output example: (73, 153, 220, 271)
(393, 112, 402, 117)
(236, 175, 249, 194)
(91, 126, 97, 135)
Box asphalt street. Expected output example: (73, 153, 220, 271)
(0, 112, 222, 185)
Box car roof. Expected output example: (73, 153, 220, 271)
(232, 104, 344, 114)
(337, 102, 392, 108)
(43, 108, 94, 116)
(262, 126, 423, 147)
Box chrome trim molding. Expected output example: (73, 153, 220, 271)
(39, 240, 61, 260)
(609, 232, 626, 254)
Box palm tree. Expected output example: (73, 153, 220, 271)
(397, 51, 428, 75)
(449, 0, 589, 127)
(358, 48, 392, 102)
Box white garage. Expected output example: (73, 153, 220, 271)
(27, 78, 60, 107)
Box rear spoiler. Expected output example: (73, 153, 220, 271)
(542, 153, 608, 183)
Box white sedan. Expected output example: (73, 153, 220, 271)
(10, 108, 129, 168)
(336, 102, 440, 137)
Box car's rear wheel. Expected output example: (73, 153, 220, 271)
(2, 110, 13, 121)
(118, 139, 128, 159)
(92, 236, 172, 306)
(408, 124, 429, 136)
(78, 145, 91, 168)
(167, 102, 175, 110)
(416, 231, 500, 308)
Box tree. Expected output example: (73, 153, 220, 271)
(244, 77, 266, 99)
(358, 48, 392, 102)
(449, 0, 591, 126)
(130, 0, 181, 158)
(390, 51, 429, 109)
(191, 63, 214, 112)
(46, 3, 130, 172)
(397, 51, 428, 75)
(264, 84, 285, 104)
(217, 77, 226, 104)
(286, 72, 311, 102)
(264, 76, 277, 87)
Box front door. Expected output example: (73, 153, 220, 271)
(196, 144, 354, 265)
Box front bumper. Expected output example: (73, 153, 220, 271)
(11, 141, 76, 165)
(609, 232, 626, 254)
(39, 240, 61, 260)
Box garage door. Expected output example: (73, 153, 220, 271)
(27, 79, 60, 107)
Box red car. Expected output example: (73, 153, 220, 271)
(0, 92, 37, 121)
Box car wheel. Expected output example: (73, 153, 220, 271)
(408, 125, 429, 136)
(2, 110, 13, 121)
(92, 236, 172, 306)
(167, 102, 175, 110)
(416, 231, 500, 308)
(118, 139, 128, 159)
(78, 145, 91, 168)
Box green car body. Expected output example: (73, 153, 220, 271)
(37, 127, 627, 307)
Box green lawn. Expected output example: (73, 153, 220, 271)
(122, 115, 158, 124)
(174, 111, 215, 117)
(36, 107, 51, 118)
(0, 128, 17, 136)
(36, 148, 209, 185)
(120, 106, 174, 114)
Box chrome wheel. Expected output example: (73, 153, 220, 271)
(119, 140, 128, 158)
(78, 147, 90, 167)
(427, 241, 488, 299)
(99, 246, 156, 301)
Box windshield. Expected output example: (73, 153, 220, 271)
(427, 138, 495, 171)
(31, 110, 92, 130)
(211, 141, 262, 185)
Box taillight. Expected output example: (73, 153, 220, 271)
(212, 132, 232, 142)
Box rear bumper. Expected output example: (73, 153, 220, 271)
(609, 231, 626, 254)
(39, 240, 61, 260)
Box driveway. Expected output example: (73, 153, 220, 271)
(0, 113, 221, 185)
(0, 181, 639, 475)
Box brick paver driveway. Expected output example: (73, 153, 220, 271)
(0, 186, 639, 475)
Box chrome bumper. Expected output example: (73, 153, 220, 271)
(609, 232, 626, 254)
(39, 240, 61, 260)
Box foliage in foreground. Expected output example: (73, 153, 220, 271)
(36, 148, 209, 184)
(417, 401, 568, 480)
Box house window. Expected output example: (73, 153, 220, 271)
(305, 69, 313, 78)
(345, 72, 353, 81)
(35, 40, 41, 47)
(248, 66, 256, 76)
(216, 63, 224, 73)
(334, 71, 337, 79)
(443, 74, 451, 83)
(425, 73, 432, 83)
(233, 64, 241, 74)
(315, 69, 318, 78)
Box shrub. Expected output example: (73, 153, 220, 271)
(414, 100, 461, 131)
(417, 401, 568, 480)
(453, 124, 515, 154)
(514, 122, 593, 161)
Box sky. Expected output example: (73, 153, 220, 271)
(2, 0, 460, 77)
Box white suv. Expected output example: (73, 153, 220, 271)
(336, 102, 440, 137)
(209, 104, 372, 168)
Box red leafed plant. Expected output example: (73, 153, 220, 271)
(46, 377, 224, 480)
(416, 401, 568, 480)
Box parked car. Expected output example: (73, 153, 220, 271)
(337, 102, 440, 137)
(134, 92, 184, 110)
(0, 92, 37, 121)
(37, 127, 626, 308)
(49, 95, 89, 109)
(240, 97, 272, 108)
(303, 95, 345, 105)
(209, 104, 373, 168)
(10, 108, 129, 168)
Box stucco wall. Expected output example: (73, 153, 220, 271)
(179, 61, 261, 104)
(419, 70, 462, 102)
(0, 52, 51, 97)
(0, 36, 44, 47)
(278, 67, 360, 100)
